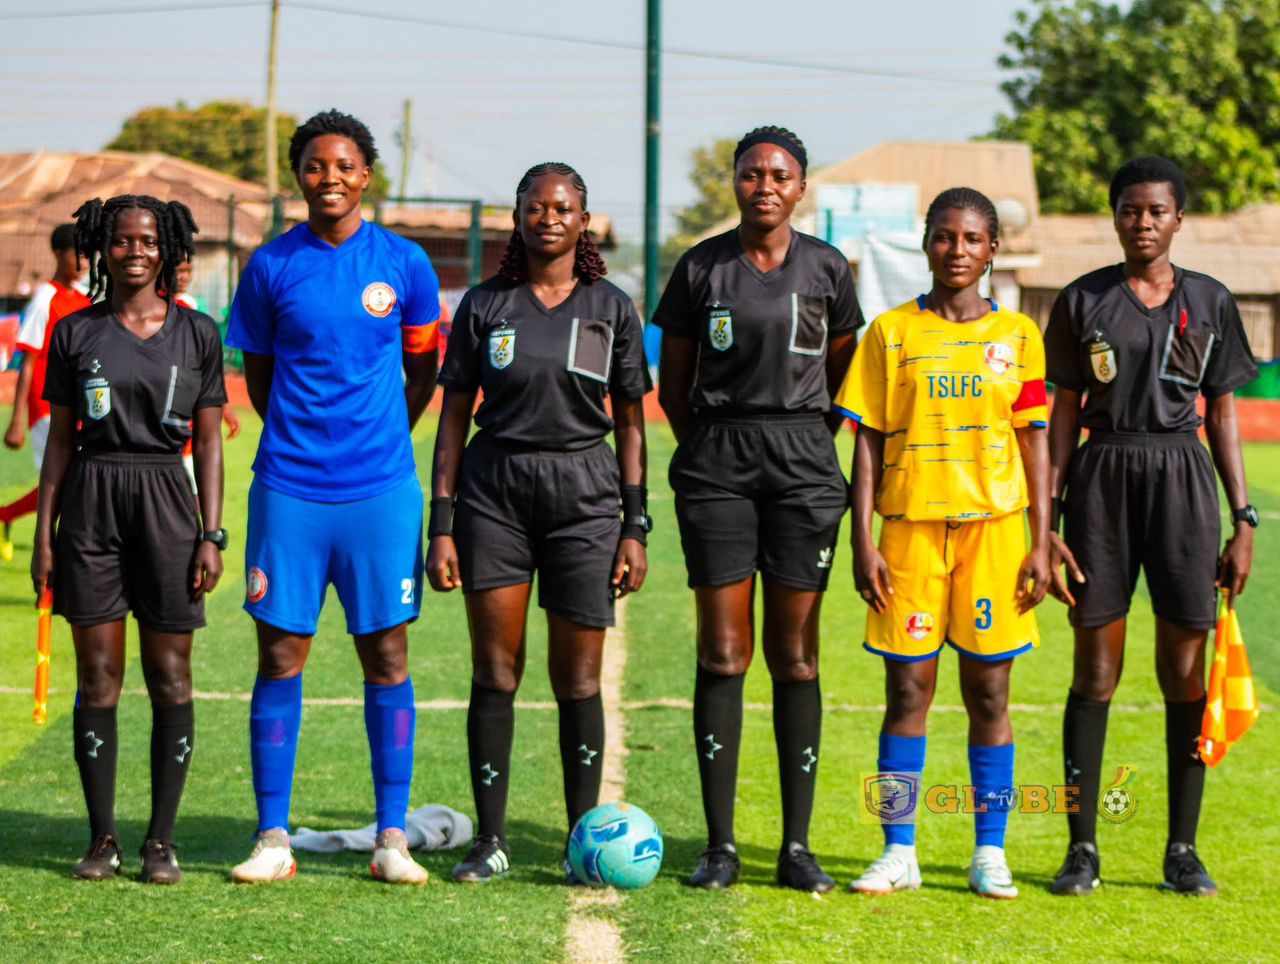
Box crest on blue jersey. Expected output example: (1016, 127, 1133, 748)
(489, 326, 516, 370)
(708, 307, 733, 351)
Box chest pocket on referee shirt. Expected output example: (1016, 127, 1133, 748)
(566, 318, 614, 384)
(163, 366, 202, 426)
(789, 293, 828, 356)
(1158, 321, 1215, 388)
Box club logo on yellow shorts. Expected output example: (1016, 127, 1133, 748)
(905, 612, 934, 640)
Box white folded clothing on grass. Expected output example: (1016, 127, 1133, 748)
(292, 804, 473, 853)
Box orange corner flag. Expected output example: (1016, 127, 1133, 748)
(33, 589, 52, 726)
(1199, 594, 1260, 767)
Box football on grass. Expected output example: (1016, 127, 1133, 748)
(568, 802, 663, 889)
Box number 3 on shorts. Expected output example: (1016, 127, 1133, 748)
(975, 598, 993, 631)
(401, 578, 414, 605)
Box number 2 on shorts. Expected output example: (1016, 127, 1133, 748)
(401, 578, 414, 604)
(975, 598, 993, 631)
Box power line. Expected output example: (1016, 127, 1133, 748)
(284, 1, 995, 86)
(0, 1, 262, 19)
(0, 1, 999, 87)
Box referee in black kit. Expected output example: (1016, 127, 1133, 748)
(427, 162, 651, 883)
(32, 195, 226, 884)
(655, 126, 862, 893)
(1044, 157, 1258, 898)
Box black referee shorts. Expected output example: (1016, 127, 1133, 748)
(669, 414, 848, 591)
(1063, 430, 1219, 631)
(54, 454, 205, 632)
(455, 433, 621, 629)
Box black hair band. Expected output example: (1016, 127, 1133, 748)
(734, 133, 807, 174)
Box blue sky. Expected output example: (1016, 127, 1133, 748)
(1, 0, 1033, 238)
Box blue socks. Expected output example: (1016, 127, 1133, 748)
(878, 732, 927, 846)
(365, 678, 416, 833)
(250, 674, 303, 834)
(969, 742, 1015, 848)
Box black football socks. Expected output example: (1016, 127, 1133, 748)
(1166, 696, 1207, 846)
(558, 693, 605, 830)
(772, 676, 822, 850)
(1063, 689, 1109, 844)
(73, 704, 119, 840)
(147, 701, 194, 842)
(693, 666, 744, 849)
(467, 682, 515, 841)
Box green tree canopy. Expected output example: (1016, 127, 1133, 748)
(992, 0, 1280, 213)
(661, 137, 739, 273)
(106, 100, 390, 198)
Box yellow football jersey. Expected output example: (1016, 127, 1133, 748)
(833, 297, 1048, 521)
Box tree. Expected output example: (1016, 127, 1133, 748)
(106, 100, 390, 198)
(660, 137, 739, 273)
(992, 0, 1280, 213)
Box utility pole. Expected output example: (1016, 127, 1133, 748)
(398, 99, 413, 199)
(265, 0, 281, 197)
(644, 0, 661, 322)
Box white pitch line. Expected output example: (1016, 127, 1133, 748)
(0, 686, 1252, 715)
(563, 595, 628, 964)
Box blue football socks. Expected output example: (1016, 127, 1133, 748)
(878, 732, 927, 847)
(970, 742, 1016, 848)
(365, 677, 416, 833)
(249, 673, 303, 834)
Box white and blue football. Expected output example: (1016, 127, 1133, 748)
(567, 801, 663, 889)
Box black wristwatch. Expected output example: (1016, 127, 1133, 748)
(201, 528, 230, 551)
(624, 514, 654, 534)
(1231, 505, 1260, 528)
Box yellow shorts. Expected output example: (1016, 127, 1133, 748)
(864, 513, 1039, 662)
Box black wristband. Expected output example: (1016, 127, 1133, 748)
(1051, 496, 1064, 535)
(620, 485, 652, 545)
(428, 497, 455, 539)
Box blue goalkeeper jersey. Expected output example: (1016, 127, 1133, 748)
(227, 220, 440, 502)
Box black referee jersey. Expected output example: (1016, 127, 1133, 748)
(438, 277, 651, 450)
(1044, 265, 1258, 430)
(652, 228, 863, 415)
(44, 301, 228, 450)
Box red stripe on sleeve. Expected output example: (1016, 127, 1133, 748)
(1013, 378, 1046, 411)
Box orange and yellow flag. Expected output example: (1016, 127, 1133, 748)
(1199, 594, 1260, 767)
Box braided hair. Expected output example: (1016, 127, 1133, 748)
(289, 109, 378, 172)
(72, 195, 198, 302)
(496, 162, 607, 284)
(733, 126, 808, 174)
(923, 187, 1000, 245)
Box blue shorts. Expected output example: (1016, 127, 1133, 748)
(244, 474, 424, 636)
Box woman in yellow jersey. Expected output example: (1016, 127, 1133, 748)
(834, 188, 1052, 900)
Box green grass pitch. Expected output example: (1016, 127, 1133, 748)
(0, 419, 1276, 961)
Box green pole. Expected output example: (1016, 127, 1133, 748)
(226, 194, 236, 315)
(468, 199, 483, 287)
(644, 0, 661, 322)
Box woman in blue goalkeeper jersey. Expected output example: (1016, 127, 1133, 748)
(225, 110, 441, 885)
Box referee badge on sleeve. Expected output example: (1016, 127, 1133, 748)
(489, 326, 516, 370)
(708, 307, 733, 351)
(1089, 340, 1117, 383)
(85, 378, 111, 420)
